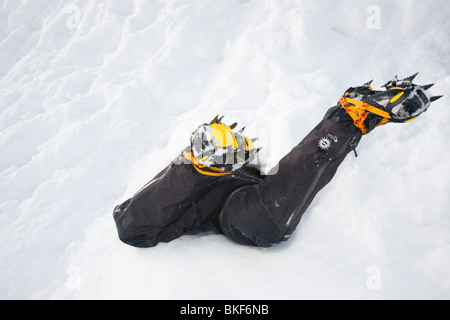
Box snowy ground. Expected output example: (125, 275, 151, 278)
(1, 0, 449, 300)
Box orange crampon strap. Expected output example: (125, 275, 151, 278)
(339, 96, 391, 135)
(184, 152, 232, 177)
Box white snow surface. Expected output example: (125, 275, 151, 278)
(1, 0, 450, 300)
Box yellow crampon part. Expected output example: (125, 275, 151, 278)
(184, 151, 231, 177)
(339, 96, 392, 135)
(209, 123, 238, 150)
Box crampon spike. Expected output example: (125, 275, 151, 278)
(210, 115, 220, 124)
(210, 115, 225, 125)
(401, 72, 419, 83)
(422, 83, 435, 90)
(430, 96, 443, 102)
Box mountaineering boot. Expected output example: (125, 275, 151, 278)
(188, 115, 260, 176)
(339, 73, 442, 135)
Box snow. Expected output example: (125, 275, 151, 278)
(1, 0, 449, 300)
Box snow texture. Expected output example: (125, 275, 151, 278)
(1, 0, 449, 300)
